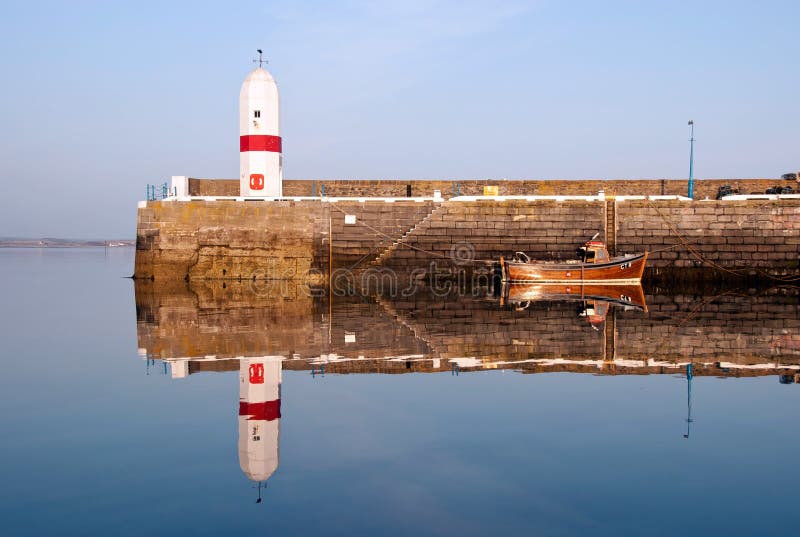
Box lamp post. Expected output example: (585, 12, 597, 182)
(683, 362, 694, 439)
(687, 120, 695, 199)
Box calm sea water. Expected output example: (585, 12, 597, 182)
(1, 248, 799, 536)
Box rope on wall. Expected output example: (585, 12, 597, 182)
(645, 199, 800, 282)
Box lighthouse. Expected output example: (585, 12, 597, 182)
(240, 51, 282, 197)
(238, 356, 282, 499)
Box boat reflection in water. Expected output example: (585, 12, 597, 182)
(500, 282, 647, 330)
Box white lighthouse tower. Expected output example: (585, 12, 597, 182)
(238, 356, 282, 501)
(240, 51, 282, 197)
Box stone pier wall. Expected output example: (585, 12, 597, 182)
(134, 199, 440, 281)
(377, 200, 605, 272)
(135, 197, 800, 281)
(134, 200, 323, 281)
(282, 178, 789, 201)
(186, 177, 791, 201)
(616, 199, 800, 269)
(376, 198, 800, 273)
(322, 200, 438, 271)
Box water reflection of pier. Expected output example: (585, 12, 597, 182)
(134, 280, 800, 499)
(135, 280, 800, 379)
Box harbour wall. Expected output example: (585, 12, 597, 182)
(189, 178, 793, 200)
(380, 198, 800, 273)
(135, 199, 438, 281)
(134, 197, 800, 281)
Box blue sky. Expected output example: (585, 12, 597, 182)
(0, 0, 798, 238)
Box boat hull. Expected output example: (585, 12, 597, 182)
(502, 282, 647, 312)
(501, 252, 648, 284)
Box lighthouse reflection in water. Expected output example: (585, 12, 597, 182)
(237, 357, 281, 502)
(164, 356, 282, 502)
(239, 357, 282, 498)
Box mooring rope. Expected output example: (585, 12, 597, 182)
(645, 199, 800, 283)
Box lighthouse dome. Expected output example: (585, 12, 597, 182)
(240, 457, 279, 482)
(243, 66, 274, 83)
(240, 67, 278, 100)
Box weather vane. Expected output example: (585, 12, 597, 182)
(253, 49, 268, 68)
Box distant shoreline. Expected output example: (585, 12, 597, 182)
(0, 239, 135, 248)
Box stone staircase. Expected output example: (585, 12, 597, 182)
(371, 202, 447, 267)
(371, 199, 605, 271)
(325, 200, 438, 271)
(374, 295, 443, 356)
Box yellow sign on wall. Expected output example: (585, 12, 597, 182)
(483, 186, 499, 196)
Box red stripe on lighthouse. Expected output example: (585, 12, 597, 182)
(239, 400, 281, 421)
(240, 135, 282, 153)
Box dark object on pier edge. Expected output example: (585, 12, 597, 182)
(765, 185, 795, 195)
(716, 185, 739, 199)
(781, 172, 799, 181)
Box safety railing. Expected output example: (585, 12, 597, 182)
(146, 182, 176, 201)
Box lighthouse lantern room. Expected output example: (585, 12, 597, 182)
(240, 50, 282, 197)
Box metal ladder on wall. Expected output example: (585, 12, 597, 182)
(602, 199, 618, 364)
(605, 200, 617, 256)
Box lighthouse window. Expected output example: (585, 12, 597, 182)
(254, 110, 261, 118)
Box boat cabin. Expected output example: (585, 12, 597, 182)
(576, 240, 610, 263)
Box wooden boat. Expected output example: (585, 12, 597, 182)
(500, 238, 647, 284)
